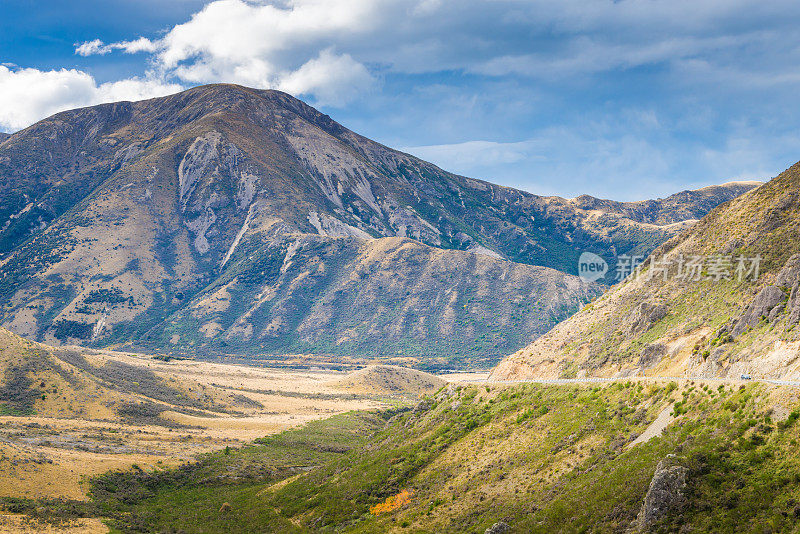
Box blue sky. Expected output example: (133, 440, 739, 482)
(1, 0, 799, 200)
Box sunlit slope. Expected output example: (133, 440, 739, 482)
(89, 380, 800, 533)
(493, 161, 800, 380)
(329, 364, 446, 396)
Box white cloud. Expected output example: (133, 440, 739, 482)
(142, 0, 383, 104)
(76, 37, 157, 56)
(75, 39, 109, 56)
(0, 66, 181, 131)
(69, 0, 800, 108)
(116, 37, 158, 54)
(278, 49, 374, 106)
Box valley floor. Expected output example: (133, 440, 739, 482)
(5, 353, 800, 533)
(0, 350, 413, 531)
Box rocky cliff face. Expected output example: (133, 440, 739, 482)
(0, 84, 755, 366)
(634, 458, 688, 532)
(492, 160, 800, 380)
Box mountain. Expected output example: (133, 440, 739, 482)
(491, 160, 800, 380)
(570, 181, 760, 226)
(144, 235, 603, 369)
(0, 84, 756, 366)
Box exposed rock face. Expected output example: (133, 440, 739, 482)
(628, 302, 669, 335)
(635, 459, 687, 532)
(638, 342, 667, 370)
(485, 521, 510, 534)
(776, 254, 800, 326)
(729, 253, 800, 337)
(732, 285, 786, 336)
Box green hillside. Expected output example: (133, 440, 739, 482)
(9, 380, 796, 533)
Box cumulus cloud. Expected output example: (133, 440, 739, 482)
(121, 0, 383, 105)
(69, 0, 800, 102)
(75, 39, 109, 56)
(0, 66, 181, 131)
(75, 37, 157, 56)
(7, 0, 800, 197)
(278, 49, 375, 106)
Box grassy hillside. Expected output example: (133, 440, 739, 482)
(0, 326, 399, 505)
(493, 161, 800, 381)
(0, 326, 246, 424)
(25, 379, 795, 533)
(0, 327, 132, 419)
(330, 365, 446, 396)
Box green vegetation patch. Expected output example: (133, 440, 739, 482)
(89, 411, 387, 533)
(20, 381, 795, 534)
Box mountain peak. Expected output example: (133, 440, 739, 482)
(169, 83, 302, 112)
(144, 83, 342, 135)
(0, 87, 758, 365)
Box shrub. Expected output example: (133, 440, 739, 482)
(53, 319, 93, 341)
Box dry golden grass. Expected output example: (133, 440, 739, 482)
(0, 514, 107, 534)
(329, 364, 446, 397)
(0, 338, 390, 508)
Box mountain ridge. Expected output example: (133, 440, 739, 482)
(491, 161, 800, 380)
(0, 84, 759, 366)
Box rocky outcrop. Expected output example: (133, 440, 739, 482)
(634, 458, 687, 532)
(638, 342, 667, 370)
(777, 255, 800, 327)
(731, 255, 800, 336)
(484, 521, 510, 534)
(628, 302, 669, 335)
(732, 285, 786, 336)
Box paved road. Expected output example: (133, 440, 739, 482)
(456, 375, 800, 387)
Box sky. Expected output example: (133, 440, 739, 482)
(1, 0, 799, 201)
